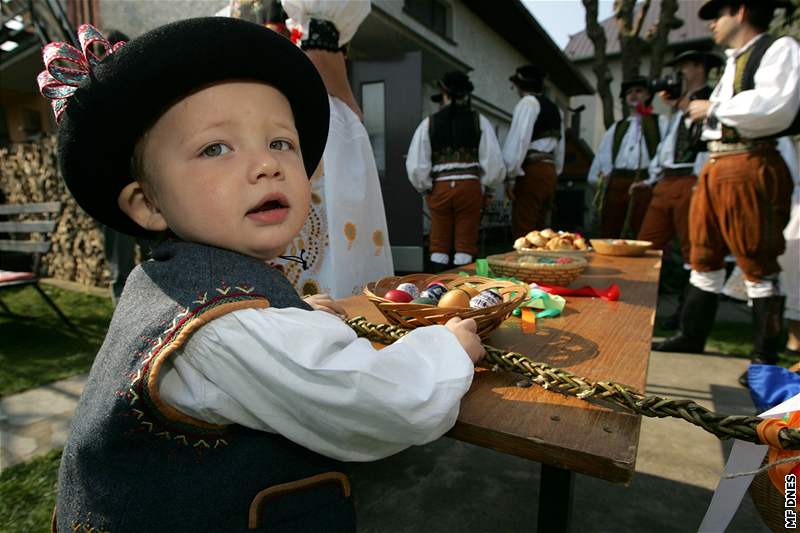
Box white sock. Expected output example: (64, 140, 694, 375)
(453, 253, 473, 266)
(430, 253, 449, 265)
(690, 269, 725, 293)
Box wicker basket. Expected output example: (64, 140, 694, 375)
(750, 462, 793, 532)
(590, 239, 652, 257)
(363, 273, 528, 339)
(486, 252, 587, 286)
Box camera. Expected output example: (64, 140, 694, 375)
(650, 71, 684, 100)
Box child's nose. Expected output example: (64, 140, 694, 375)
(253, 153, 282, 182)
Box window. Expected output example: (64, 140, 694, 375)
(404, 0, 449, 38)
(361, 81, 386, 177)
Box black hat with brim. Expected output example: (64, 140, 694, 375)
(55, 17, 329, 238)
(666, 50, 725, 70)
(509, 65, 545, 91)
(436, 71, 474, 97)
(619, 76, 651, 98)
(431, 93, 443, 104)
(698, 0, 794, 20)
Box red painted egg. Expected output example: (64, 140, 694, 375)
(384, 289, 414, 303)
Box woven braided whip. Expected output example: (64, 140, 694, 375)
(346, 317, 800, 450)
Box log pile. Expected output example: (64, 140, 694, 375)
(0, 136, 111, 288)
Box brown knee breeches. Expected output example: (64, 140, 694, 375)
(427, 179, 483, 256)
(638, 174, 696, 262)
(511, 160, 558, 239)
(600, 170, 652, 238)
(690, 148, 794, 281)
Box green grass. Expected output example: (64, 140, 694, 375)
(0, 449, 61, 533)
(654, 320, 800, 368)
(0, 284, 112, 397)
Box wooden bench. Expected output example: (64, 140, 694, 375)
(0, 201, 76, 330)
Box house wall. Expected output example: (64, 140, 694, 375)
(99, 0, 226, 37)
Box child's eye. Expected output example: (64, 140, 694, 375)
(269, 139, 294, 151)
(201, 143, 231, 157)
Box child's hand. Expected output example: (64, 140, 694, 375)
(445, 317, 485, 364)
(304, 293, 347, 319)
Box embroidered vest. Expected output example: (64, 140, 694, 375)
(722, 34, 800, 142)
(429, 103, 481, 179)
(675, 85, 713, 164)
(611, 114, 662, 165)
(56, 240, 355, 533)
(530, 95, 562, 142)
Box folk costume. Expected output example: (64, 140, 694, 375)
(654, 0, 800, 385)
(503, 65, 566, 238)
(637, 51, 724, 262)
(588, 77, 669, 238)
(406, 71, 505, 267)
(268, 0, 393, 298)
(39, 19, 473, 532)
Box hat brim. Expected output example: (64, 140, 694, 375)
(619, 79, 651, 98)
(57, 17, 329, 238)
(698, 0, 726, 20)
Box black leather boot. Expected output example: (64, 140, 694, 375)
(660, 285, 688, 331)
(652, 285, 718, 353)
(739, 295, 785, 387)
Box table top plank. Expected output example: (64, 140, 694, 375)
(340, 251, 661, 483)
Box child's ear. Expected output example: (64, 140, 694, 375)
(118, 181, 168, 232)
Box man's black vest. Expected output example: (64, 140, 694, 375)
(611, 114, 662, 164)
(675, 85, 713, 164)
(530, 95, 562, 141)
(55, 240, 355, 533)
(429, 102, 481, 174)
(722, 34, 800, 141)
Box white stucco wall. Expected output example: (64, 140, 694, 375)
(99, 0, 227, 38)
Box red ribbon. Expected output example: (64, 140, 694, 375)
(36, 24, 125, 122)
(535, 283, 621, 301)
(635, 101, 653, 116)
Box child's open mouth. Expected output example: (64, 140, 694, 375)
(247, 193, 290, 224)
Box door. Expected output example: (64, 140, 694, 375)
(349, 51, 423, 272)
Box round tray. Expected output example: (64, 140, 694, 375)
(590, 239, 652, 257)
(364, 273, 528, 339)
(487, 252, 587, 286)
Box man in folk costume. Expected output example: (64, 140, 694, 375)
(406, 71, 505, 270)
(503, 65, 565, 238)
(636, 50, 723, 330)
(653, 0, 799, 388)
(588, 78, 669, 238)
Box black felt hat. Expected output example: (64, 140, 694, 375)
(509, 65, 546, 92)
(666, 50, 724, 71)
(619, 76, 651, 98)
(436, 71, 474, 97)
(47, 17, 329, 237)
(698, 0, 794, 20)
(431, 93, 443, 104)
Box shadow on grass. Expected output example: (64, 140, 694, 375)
(0, 449, 60, 533)
(0, 285, 112, 397)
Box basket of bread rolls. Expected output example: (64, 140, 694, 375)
(364, 273, 528, 339)
(486, 251, 587, 286)
(513, 228, 590, 255)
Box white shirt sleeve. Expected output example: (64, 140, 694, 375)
(502, 96, 540, 179)
(478, 114, 506, 189)
(587, 124, 615, 185)
(282, 0, 371, 47)
(778, 136, 800, 185)
(646, 137, 665, 186)
(157, 307, 474, 462)
(406, 118, 433, 194)
(554, 109, 566, 176)
(713, 37, 800, 138)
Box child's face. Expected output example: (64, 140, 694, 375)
(137, 82, 310, 261)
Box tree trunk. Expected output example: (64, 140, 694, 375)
(647, 0, 681, 78)
(582, 0, 615, 129)
(615, 0, 650, 82)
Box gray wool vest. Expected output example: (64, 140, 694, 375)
(55, 240, 355, 533)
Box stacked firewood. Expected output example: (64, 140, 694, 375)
(0, 136, 110, 287)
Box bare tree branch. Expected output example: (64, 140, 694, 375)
(632, 0, 652, 37)
(648, 0, 681, 78)
(583, 0, 615, 128)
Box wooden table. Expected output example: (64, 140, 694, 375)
(339, 251, 662, 532)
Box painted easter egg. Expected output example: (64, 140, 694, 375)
(395, 282, 420, 299)
(384, 289, 414, 303)
(437, 289, 471, 308)
(410, 296, 437, 305)
(469, 290, 502, 309)
(421, 283, 447, 302)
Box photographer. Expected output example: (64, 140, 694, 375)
(638, 51, 722, 330)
